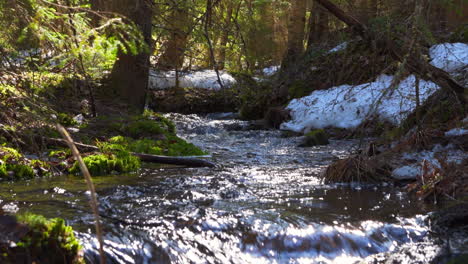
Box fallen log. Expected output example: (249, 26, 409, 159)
(44, 137, 216, 168)
(314, 0, 466, 106)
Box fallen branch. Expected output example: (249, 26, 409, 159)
(44, 137, 216, 168)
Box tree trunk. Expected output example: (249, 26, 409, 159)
(157, 2, 191, 71)
(283, 0, 307, 65)
(217, 1, 233, 70)
(91, 0, 153, 113)
(275, 0, 307, 103)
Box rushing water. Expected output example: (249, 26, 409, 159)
(0, 113, 449, 263)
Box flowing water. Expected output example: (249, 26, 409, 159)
(0, 113, 450, 263)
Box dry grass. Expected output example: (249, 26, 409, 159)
(322, 154, 394, 183)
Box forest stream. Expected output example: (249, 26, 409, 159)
(1, 113, 457, 264)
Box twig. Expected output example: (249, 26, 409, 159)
(56, 125, 106, 264)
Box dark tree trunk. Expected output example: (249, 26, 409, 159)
(274, 0, 307, 104)
(91, 0, 153, 113)
(217, 1, 233, 70)
(157, 2, 191, 71)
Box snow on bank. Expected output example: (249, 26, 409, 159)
(429, 43, 468, 72)
(281, 74, 439, 132)
(262, 65, 280, 76)
(445, 128, 468, 137)
(149, 70, 236, 90)
(281, 43, 468, 133)
(328, 42, 348, 54)
(391, 144, 468, 180)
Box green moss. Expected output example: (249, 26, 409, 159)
(302, 129, 329, 146)
(121, 113, 177, 139)
(143, 110, 176, 134)
(288, 80, 311, 99)
(69, 152, 140, 176)
(0, 147, 36, 180)
(106, 135, 206, 156)
(124, 119, 165, 138)
(48, 149, 71, 159)
(57, 112, 78, 127)
(0, 162, 7, 178)
(16, 213, 82, 263)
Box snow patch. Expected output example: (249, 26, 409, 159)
(281, 74, 439, 132)
(391, 145, 468, 180)
(262, 65, 280, 76)
(392, 165, 421, 180)
(445, 128, 468, 137)
(281, 43, 468, 133)
(328, 42, 348, 54)
(149, 70, 236, 90)
(429, 43, 468, 72)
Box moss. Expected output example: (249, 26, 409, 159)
(124, 119, 165, 138)
(106, 135, 206, 156)
(121, 113, 177, 139)
(288, 80, 311, 99)
(57, 112, 78, 127)
(0, 147, 35, 180)
(0, 162, 7, 178)
(143, 110, 176, 134)
(14, 213, 83, 263)
(48, 149, 71, 159)
(301, 129, 329, 147)
(69, 152, 140, 176)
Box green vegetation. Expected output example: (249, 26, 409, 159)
(0, 147, 50, 180)
(15, 213, 83, 264)
(69, 152, 140, 176)
(57, 113, 78, 127)
(302, 129, 329, 147)
(288, 80, 311, 100)
(106, 135, 206, 156)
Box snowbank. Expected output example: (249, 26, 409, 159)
(281, 74, 439, 132)
(148, 70, 236, 90)
(281, 43, 468, 133)
(429, 43, 468, 72)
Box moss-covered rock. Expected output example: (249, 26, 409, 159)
(69, 152, 140, 176)
(106, 135, 206, 157)
(9, 213, 83, 264)
(300, 129, 329, 147)
(0, 147, 50, 180)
